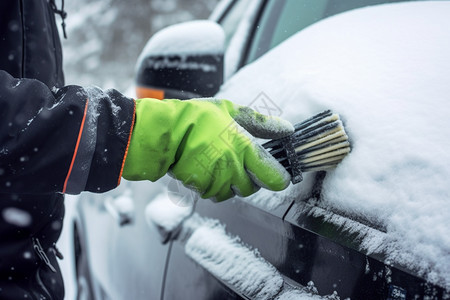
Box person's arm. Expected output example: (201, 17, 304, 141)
(0, 70, 135, 195)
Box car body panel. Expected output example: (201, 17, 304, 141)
(284, 198, 448, 299)
(76, 180, 170, 299)
(214, 0, 450, 294)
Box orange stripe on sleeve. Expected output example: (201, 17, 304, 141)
(117, 99, 136, 186)
(62, 99, 89, 193)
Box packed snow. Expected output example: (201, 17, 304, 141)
(216, 1, 450, 289)
(184, 217, 284, 299)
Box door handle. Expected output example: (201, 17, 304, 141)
(145, 193, 197, 244)
(104, 193, 135, 226)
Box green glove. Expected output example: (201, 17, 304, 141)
(122, 98, 294, 201)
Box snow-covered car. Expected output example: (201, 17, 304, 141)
(73, 1, 450, 299)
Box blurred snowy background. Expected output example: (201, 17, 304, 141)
(57, 1, 218, 299)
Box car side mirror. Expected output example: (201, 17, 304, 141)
(135, 20, 225, 100)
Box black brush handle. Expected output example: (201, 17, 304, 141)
(262, 128, 303, 184)
(294, 109, 331, 131)
(279, 135, 303, 184)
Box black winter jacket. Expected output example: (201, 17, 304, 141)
(0, 1, 136, 195)
(0, 1, 135, 298)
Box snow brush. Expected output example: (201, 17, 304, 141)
(262, 110, 351, 184)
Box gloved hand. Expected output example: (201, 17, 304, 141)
(122, 98, 294, 201)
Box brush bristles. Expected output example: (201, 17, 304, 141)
(262, 110, 351, 182)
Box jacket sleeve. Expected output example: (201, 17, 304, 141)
(0, 70, 136, 195)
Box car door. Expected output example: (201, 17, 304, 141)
(161, 183, 302, 299)
(161, 173, 390, 299)
(76, 178, 171, 299)
(156, 1, 360, 299)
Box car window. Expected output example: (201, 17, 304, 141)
(219, 0, 252, 49)
(245, 0, 414, 65)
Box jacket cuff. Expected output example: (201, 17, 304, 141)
(63, 87, 136, 194)
(118, 98, 136, 185)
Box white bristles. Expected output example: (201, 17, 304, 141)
(297, 141, 350, 159)
(295, 112, 339, 132)
(309, 114, 340, 127)
(295, 126, 347, 152)
(294, 112, 351, 173)
(301, 164, 337, 173)
(302, 153, 349, 168)
(300, 146, 351, 164)
(262, 110, 351, 182)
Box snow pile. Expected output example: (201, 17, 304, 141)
(217, 2, 450, 288)
(185, 222, 283, 299)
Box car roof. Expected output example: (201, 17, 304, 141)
(216, 1, 450, 289)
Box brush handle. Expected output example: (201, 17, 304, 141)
(262, 132, 302, 184)
(280, 135, 303, 184)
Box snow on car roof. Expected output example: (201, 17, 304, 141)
(217, 1, 450, 289)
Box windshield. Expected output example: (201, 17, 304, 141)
(245, 0, 418, 64)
